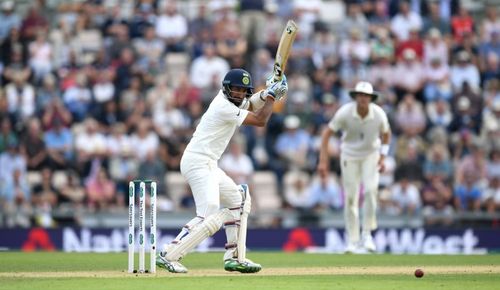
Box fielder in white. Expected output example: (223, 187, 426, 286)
(317, 81, 391, 253)
(156, 69, 288, 273)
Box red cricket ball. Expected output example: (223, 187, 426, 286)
(414, 269, 424, 278)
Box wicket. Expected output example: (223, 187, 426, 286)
(128, 180, 157, 274)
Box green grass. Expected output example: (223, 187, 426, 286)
(1, 252, 499, 290)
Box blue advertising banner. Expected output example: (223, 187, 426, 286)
(0, 227, 498, 254)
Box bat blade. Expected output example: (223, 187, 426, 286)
(273, 20, 298, 82)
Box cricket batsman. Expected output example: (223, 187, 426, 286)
(156, 69, 288, 273)
(317, 81, 391, 253)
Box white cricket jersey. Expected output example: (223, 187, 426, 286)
(328, 102, 390, 160)
(184, 90, 249, 160)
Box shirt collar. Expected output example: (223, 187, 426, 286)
(352, 103, 374, 120)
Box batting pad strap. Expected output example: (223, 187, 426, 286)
(225, 243, 237, 250)
(166, 209, 232, 261)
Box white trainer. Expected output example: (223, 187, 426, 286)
(361, 235, 376, 253)
(344, 243, 359, 254)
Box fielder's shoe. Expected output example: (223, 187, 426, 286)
(224, 258, 262, 273)
(344, 243, 359, 254)
(361, 235, 376, 253)
(156, 252, 188, 273)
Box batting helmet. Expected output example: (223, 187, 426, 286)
(222, 69, 254, 106)
(349, 81, 379, 102)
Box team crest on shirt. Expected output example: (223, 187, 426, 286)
(242, 76, 250, 85)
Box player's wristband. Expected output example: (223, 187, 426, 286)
(380, 144, 389, 156)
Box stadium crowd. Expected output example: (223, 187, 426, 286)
(0, 0, 499, 228)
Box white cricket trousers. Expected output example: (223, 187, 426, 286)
(340, 151, 380, 245)
(178, 152, 242, 260)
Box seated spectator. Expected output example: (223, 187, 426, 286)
(31, 167, 59, 209)
(41, 97, 72, 130)
(174, 73, 201, 110)
(423, 28, 448, 67)
(307, 174, 342, 210)
(0, 139, 26, 185)
(422, 2, 451, 37)
(275, 115, 311, 171)
(134, 25, 165, 71)
(454, 174, 482, 212)
(137, 151, 170, 209)
(155, 1, 188, 52)
(74, 118, 107, 176)
(422, 175, 454, 225)
(36, 74, 61, 114)
(394, 144, 424, 182)
(130, 119, 159, 162)
(423, 57, 452, 102)
(152, 98, 189, 140)
(450, 51, 480, 93)
(85, 167, 116, 210)
(487, 149, 500, 179)
(448, 97, 482, 135)
(284, 171, 311, 209)
(44, 118, 73, 169)
(215, 26, 247, 67)
(189, 43, 230, 96)
(480, 6, 500, 43)
(395, 27, 423, 61)
(395, 93, 426, 135)
(392, 49, 425, 100)
(451, 6, 474, 44)
(20, 118, 48, 170)
(0, 168, 32, 228)
(28, 30, 52, 82)
(220, 139, 254, 185)
(63, 73, 92, 122)
(423, 143, 453, 181)
(388, 177, 422, 215)
(0, 118, 17, 153)
(483, 177, 500, 214)
(390, 0, 422, 41)
(369, 28, 394, 64)
(426, 99, 453, 129)
(339, 28, 370, 64)
(455, 143, 488, 191)
(5, 71, 36, 121)
(92, 70, 115, 105)
(480, 52, 500, 86)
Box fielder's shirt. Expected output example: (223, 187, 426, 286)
(328, 102, 390, 160)
(184, 90, 249, 160)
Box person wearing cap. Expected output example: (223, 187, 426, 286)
(0, 1, 20, 42)
(318, 81, 391, 253)
(450, 50, 480, 92)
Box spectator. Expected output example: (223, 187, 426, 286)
(340, 3, 369, 40)
(0, 168, 32, 228)
(488, 149, 500, 179)
(451, 6, 474, 44)
(189, 43, 229, 94)
(0, 1, 20, 43)
(455, 143, 488, 191)
(395, 27, 424, 61)
(307, 174, 342, 210)
(392, 49, 425, 100)
(450, 51, 480, 92)
(448, 97, 482, 135)
(480, 52, 500, 86)
(423, 28, 448, 66)
(134, 25, 165, 72)
(368, 0, 391, 36)
(480, 5, 500, 43)
(389, 177, 422, 215)
(5, 71, 36, 121)
(20, 4, 49, 41)
(44, 118, 73, 169)
(426, 99, 453, 130)
(74, 118, 107, 176)
(0, 139, 26, 185)
(275, 115, 311, 171)
(36, 74, 61, 114)
(422, 1, 451, 36)
(41, 98, 72, 130)
(220, 139, 254, 185)
(239, 0, 266, 47)
(284, 171, 311, 209)
(85, 167, 116, 210)
(32, 167, 59, 209)
(423, 143, 453, 181)
(20, 118, 48, 171)
(28, 30, 52, 82)
(92, 70, 115, 105)
(130, 119, 159, 162)
(339, 28, 370, 64)
(483, 177, 500, 214)
(63, 73, 92, 122)
(395, 93, 426, 135)
(370, 28, 394, 63)
(390, 0, 422, 41)
(174, 73, 201, 110)
(454, 174, 482, 212)
(423, 57, 452, 102)
(155, 1, 188, 52)
(0, 118, 17, 153)
(215, 26, 247, 67)
(422, 175, 454, 225)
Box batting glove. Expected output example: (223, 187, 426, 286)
(264, 75, 288, 101)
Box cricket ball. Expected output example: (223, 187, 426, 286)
(414, 269, 424, 278)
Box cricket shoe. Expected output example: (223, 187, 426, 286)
(224, 258, 262, 273)
(361, 235, 376, 253)
(156, 252, 188, 273)
(344, 243, 360, 254)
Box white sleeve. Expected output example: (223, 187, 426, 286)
(328, 107, 345, 132)
(217, 101, 249, 126)
(378, 107, 390, 133)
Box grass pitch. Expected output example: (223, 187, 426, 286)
(1, 252, 499, 290)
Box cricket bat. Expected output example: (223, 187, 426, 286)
(273, 20, 299, 82)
